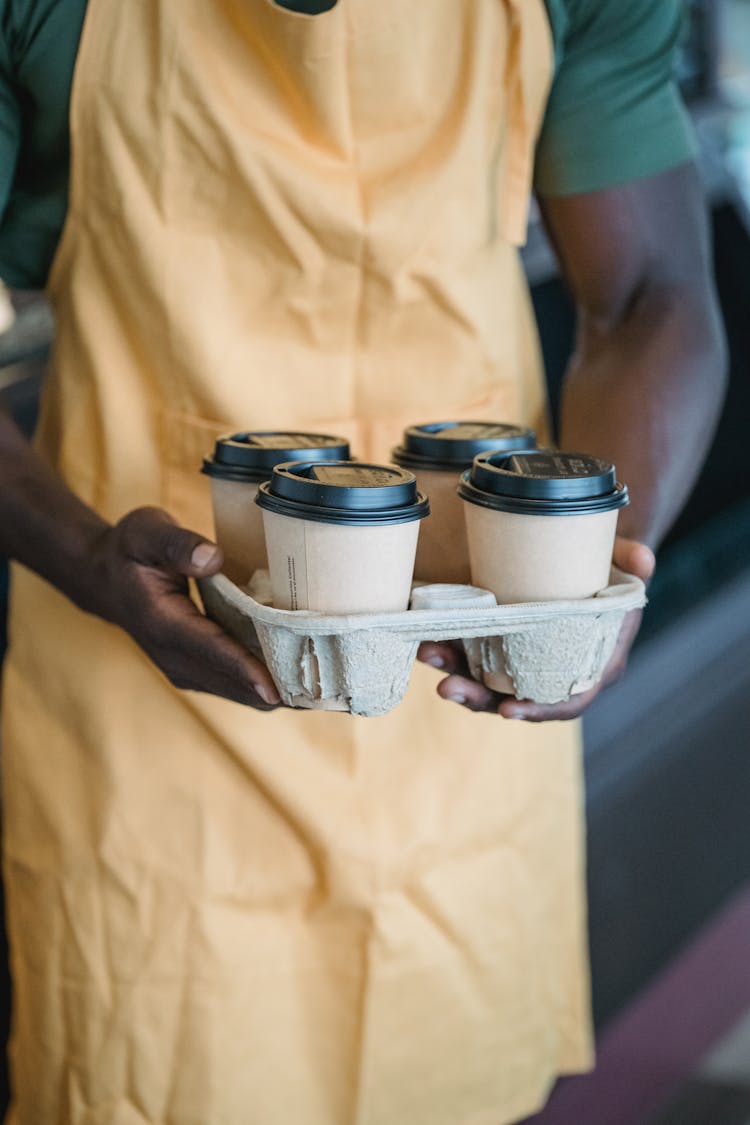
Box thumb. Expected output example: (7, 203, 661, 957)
(118, 507, 224, 576)
(613, 536, 656, 584)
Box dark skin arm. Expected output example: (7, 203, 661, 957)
(0, 163, 724, 718)
(418, 162, 728, 719)
(0, 402, 281, 709)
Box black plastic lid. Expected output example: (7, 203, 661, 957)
(391, 420, 536, 471)
(256, 461, 430, 526)
(458, 450, 629, 515)
(201, 431, 351, 482)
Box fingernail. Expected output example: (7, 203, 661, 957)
(446, 693, 467, 705)
(424, 655, 445, 669)
(503, 707, 524, 720)
(191, 542, 219, 569)
(257, 684, 280, 706)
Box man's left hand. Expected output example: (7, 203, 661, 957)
(416, 537, 655, 721)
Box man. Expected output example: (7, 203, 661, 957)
(0, 1, 726, 1123)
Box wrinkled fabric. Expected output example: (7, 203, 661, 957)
(2, 1, 593, 1122)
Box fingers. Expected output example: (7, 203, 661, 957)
(440, 604, 642, 720)
(436, 673, 501, 712)
(470, 541, 650, 722)
(497, 683, 600, 722)
(434, 671, 602, 721)
(139, 589, 281, 707)
(498, 603, 644, 721)
(117, 507, 224, 577)
(417, 640, 469, 675)
(97, 508, 279, 708)
(613, 536, 656, 583)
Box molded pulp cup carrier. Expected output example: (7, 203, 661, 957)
(198, 568, 646, 715)
(256, 460, 429, 616)
(197, 442, 641, 714)
(391, 420, 537, 584)
(201, 431, 350, 585)
(458, 448, 629, 691)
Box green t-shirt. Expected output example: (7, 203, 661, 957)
(0, 0, 696, 288)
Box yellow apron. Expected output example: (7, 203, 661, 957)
(2, 1, 593, 1122)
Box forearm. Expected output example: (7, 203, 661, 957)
(539, 163, 728, 551)
(0, 403, 280, 706)
(558, 281, 727, 549)
(0, 404, 109, 611)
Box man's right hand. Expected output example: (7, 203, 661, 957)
(0, 404, 279, 709)
(86, 506, 281, 709)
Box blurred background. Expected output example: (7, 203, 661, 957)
(1, 1, 749, 1121)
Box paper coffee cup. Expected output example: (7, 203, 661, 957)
(207, 477, 268, 587)
(458, 450, 629, 692)
(257, 461, 429, 614)
(201, 431, 350, 586)
(391, 421, 536, 583)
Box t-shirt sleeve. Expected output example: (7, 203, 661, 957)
(534, 0, 697, 197)
(0, 0, 84, 288)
